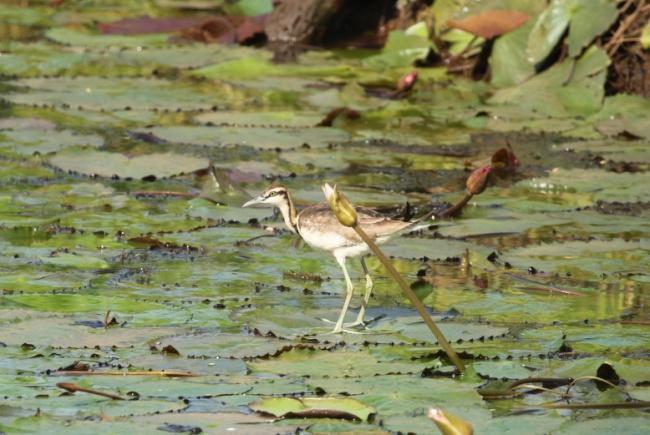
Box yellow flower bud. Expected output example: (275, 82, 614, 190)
(322, 183, 358, 227)
(428, 408, 474, 435)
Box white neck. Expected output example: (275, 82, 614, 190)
(277, 201, 298, 234)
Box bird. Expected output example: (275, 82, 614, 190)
(243, 184, 431, 334)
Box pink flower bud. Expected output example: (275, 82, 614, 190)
(466, 165, 492, 195)
(396, 71, 418, 93)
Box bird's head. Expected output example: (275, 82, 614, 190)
(242, 185, 290, 208)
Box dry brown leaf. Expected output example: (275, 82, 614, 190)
(447, 10, 529, 39)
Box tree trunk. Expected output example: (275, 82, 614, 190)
(265, 0, 345, 44)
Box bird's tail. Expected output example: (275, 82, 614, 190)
(394, 207, 438, 237)
(405, 220, 436, 235)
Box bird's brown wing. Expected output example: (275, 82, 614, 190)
(297, 204, 411, 245)
(357, 206, 412, 240)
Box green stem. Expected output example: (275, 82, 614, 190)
(352, 225, 465, 372)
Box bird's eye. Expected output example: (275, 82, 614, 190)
(267, 191, 277, 197)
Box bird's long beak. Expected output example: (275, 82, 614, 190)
(242, 195, 264, 208)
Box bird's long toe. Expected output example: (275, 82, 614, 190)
(328, 327, 369, 335)
(343, 320, 366, 328)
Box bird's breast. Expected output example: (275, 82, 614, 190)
(298, 227, 356, 251)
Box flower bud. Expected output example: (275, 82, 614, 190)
(322, 183, 358, 227)
(466, 165, 492, 195)
(396, 70, 418, 93)
(428, 408, 474, 435)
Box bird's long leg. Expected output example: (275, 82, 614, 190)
(344, 257, 373, 327)
(331, 255, 354, 334)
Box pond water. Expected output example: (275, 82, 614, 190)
(0, 2, 649, 434)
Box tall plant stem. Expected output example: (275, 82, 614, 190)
(352, 224, 465, 372)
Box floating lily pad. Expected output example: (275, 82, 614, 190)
(249, 348, 428, 378)
(2, 78, 222, 111)
(521, 168, 650, 203)
(38, 253, 109, 269)
(45, 27, 170, 48)
(159, 333, 302, 359)
(0, 316, 179, 348)
(376, 316, 509, 344)
(0, 394, 184, 419)
(137, 125, 351, 149)
(0, 5, 53, 25)
(250, 396, 375, 421)
(0, 42, 242, 77)
(194, 111, 323, 127)
(0, 129, 103, 156)
(0, 117, 56, 131)
(0, 3, 649, 433)
(49, 150, 208, 179)
(521, 323, 650, 354)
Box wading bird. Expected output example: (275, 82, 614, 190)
(243, 184, 427, 333)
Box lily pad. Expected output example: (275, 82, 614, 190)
(376, 316, 509, 344)
(138, 125, 351, 149)
(49, 150, 208, 179)
(0, 129, 104, 156)
(490, 46, 610, 117)
(365, 22, 431, 68)
(1, 77, 222, 111)
(490, 19, 536, 87)
(0, 317, 180, 348)
(521, 168, 650, 203)
(249, 348, 429, 378)
(566, 0, 618, 57)
(250, 396, 376, 421)
(521, 323, 650, 354)
(45, 27, 170, 48)
(527, 0, 571, 64)
(195, 111, 324, 127)
(158, 333, 302, 359)
(38, 252, 109, 269)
